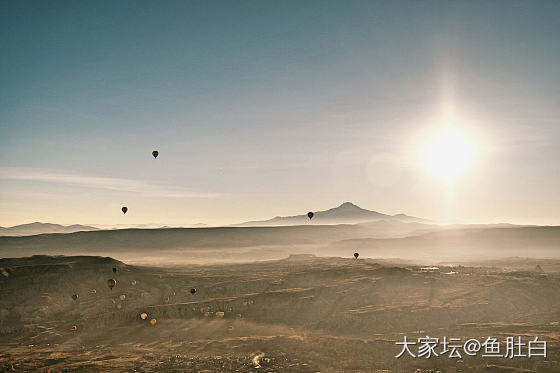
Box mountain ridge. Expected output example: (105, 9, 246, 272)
(232, 202, 429, 227)
(1, 202, 429, 234)
(0, 222, 99, 236)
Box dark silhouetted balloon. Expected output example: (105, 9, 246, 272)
(152, 150, 159, 159)
(72, 294, 78, 301)
(112, 267, 117, 273)
(307, 212, 314, 219)
(107, 278, 117, 290)
(121, 207, 128, 214)
(190, 288, 197, 295)
(354, 252, 359, 259)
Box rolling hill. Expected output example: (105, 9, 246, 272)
(0, 222, 99, 237)
(0, 223, 558, 264)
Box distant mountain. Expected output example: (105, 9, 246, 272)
(159, 223, 209, 229)
(0, 222, 99, 236)
(233, 202, 429, 226)
(189, 223, 210, 228)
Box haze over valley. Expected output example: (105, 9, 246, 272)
(2, 202, 557, 266)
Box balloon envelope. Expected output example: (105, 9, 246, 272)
(121, 207, 128, 214)
(107, 278, 117, 290)
(190, 288, 197, 295)
(72, 294, 78, 301)
(152, 150, 159, 159)
(307, 212, 314, 219)
(354, 252, 359, 259)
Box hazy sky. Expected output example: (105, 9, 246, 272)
(1, 0, 559, 227)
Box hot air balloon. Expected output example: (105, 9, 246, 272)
(71, 325, 78, 331)
(140, 312, 148, 320)
(307, 212, 314, 219)
(190, 288, 197, 295)
(119, 294, 126, 301)
(152, 150, 159, 159)
(107, 278, 117, 290)
(354, 252, 359, 259)
(72, 294, 78, 301)
(90, 289, 97, 294)
(131, 280, 137, 286)
(150, 318, 157, 325)
(121, 207, 128, 214)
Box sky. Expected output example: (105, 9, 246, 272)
(1, 0, 559, 227)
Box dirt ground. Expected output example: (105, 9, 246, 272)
(1, 255, 559, 372)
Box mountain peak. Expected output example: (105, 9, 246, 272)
(338, 202, 360, 209)
(233, 202, 427, 226)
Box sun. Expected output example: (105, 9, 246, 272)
(423, 126, 474, 182)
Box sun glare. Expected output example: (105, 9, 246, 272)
(423, 126, 474, 182)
